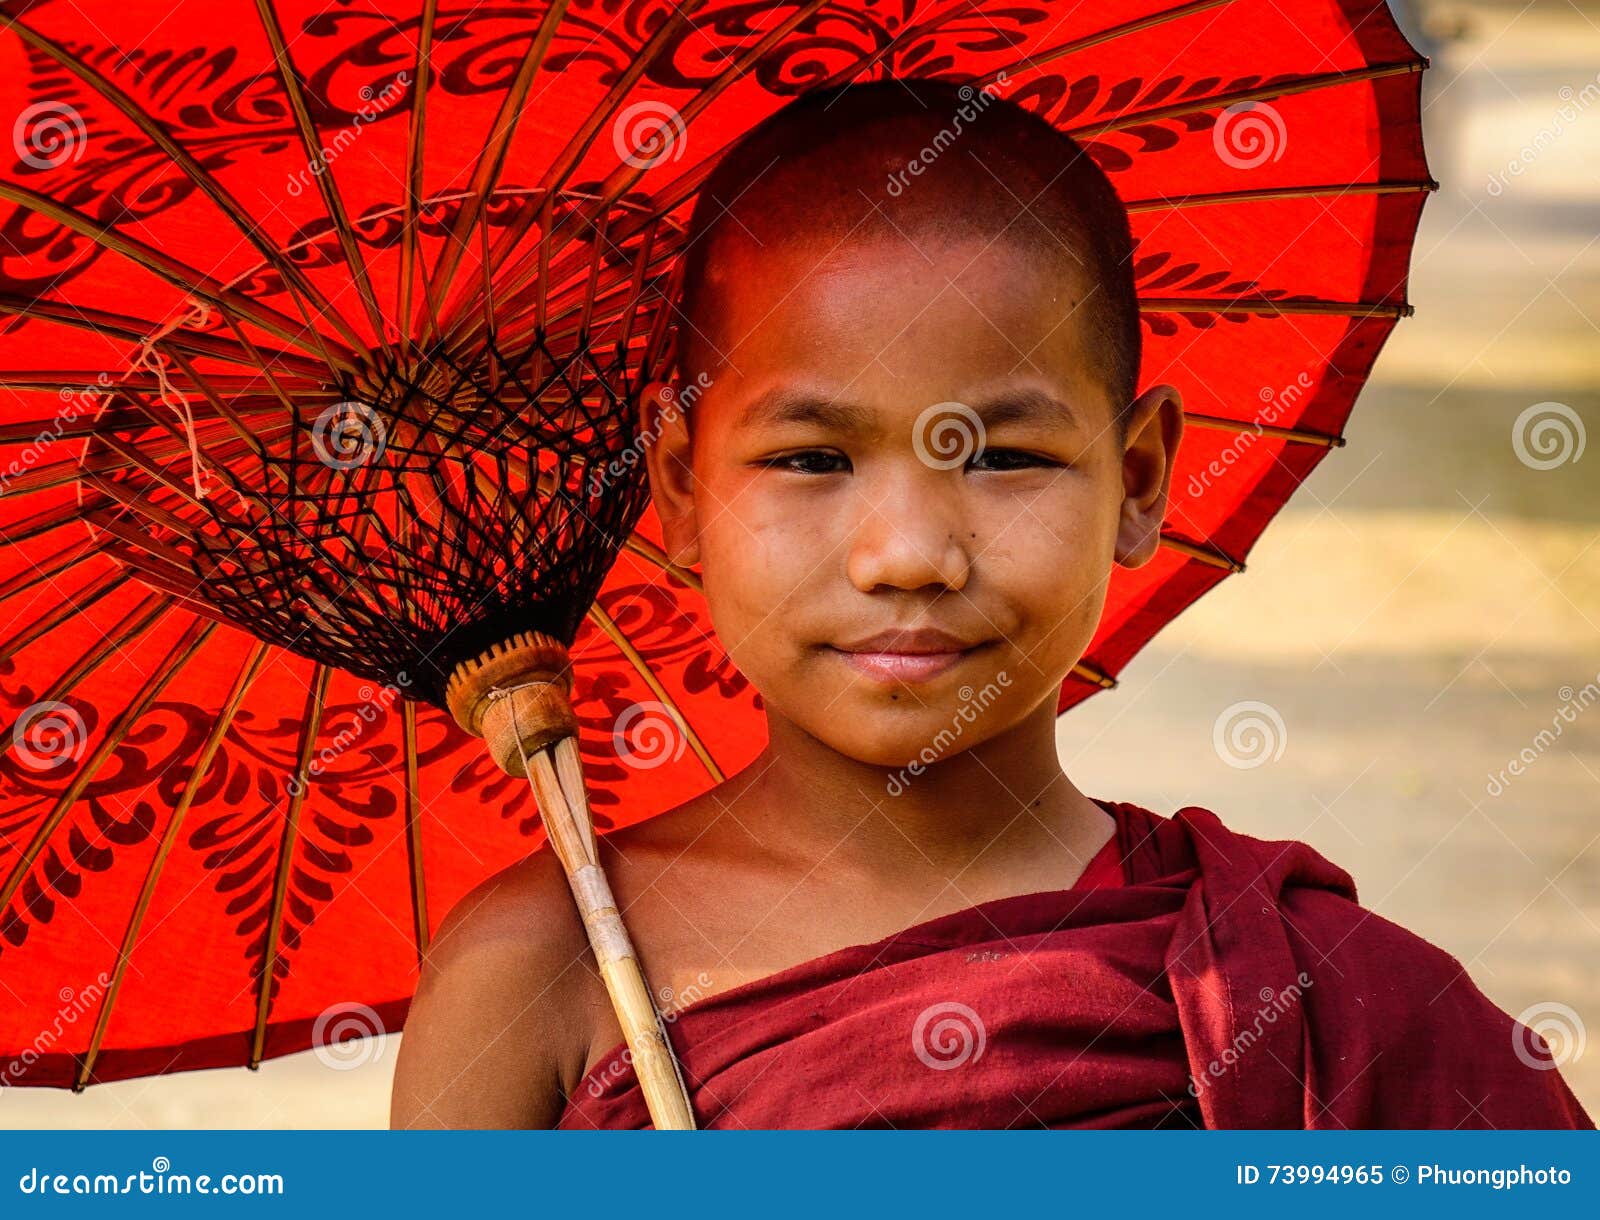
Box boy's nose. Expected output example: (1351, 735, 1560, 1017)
(844, 484, 972, 595)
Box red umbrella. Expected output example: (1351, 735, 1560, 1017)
(0, 0, 1429, 1123)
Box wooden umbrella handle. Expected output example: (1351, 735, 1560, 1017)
(525, 736, 696, 1130)
(445, 632, 697, 1129)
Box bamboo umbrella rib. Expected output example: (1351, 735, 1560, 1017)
(469, 0, 710, 316)
(87, 544, 194, 602)
(92, 553, 239, 631)
(0, 372, 332, 395)
(468, 0, 832, 346)
(0, 15, 368, 359)
(75, 638, 273, 1090)
(0, 617, 216, 917)
(217, 313, 317, 425)
(399, 0, 441, 358)
(1070, 660, 1118, 689)
(0, 182, 357, 370)
(401, 697, 429, 968)
(610, 216, 664, 360)
(471, 198, 680, 329)
(466, 0, 990, 334)
(251, 0, 394, 365)
(477, 214, 500, 391)
(10, 422, 279, 499)
(0, 537, 109, 606)
(571, 210, 609, 347)
(161, 347, 282, 464)
(0, 296, 329, 379)
(424, 0, 573, 334)
(80, 475, 205, 537)
(1139, 298, 1411, 317)
(88, 403, 284, 470)
(640, 254, 687, 378)
(0, 404, 279, 446)
(250, 662, 332, 1069)
(0, 498, 107, 548)
(453, 0, 1240, 351)
(459, 18, 1423, 357)
(444, 214, 662, 353)
(467, 172, 702, 351)
(87, 489, 392, 650)
(623, 536, 702, 591)
(80, 511, 200, 579)
(210, 317, 399, 564)
(1068, 61, 1426, 140)
(1184, 412, 1345, 447)
(3, 457, 159, 500)
(1123, 180, 1438, 212)
(0, 371, 142, 392)
(0, 568, 129, 664)
(456, 262, 678, 359)
(0, 409, 111, 445)
(585, 602, 723, 783)
(1160, 533, 1243, 572)
(975, 0, 1240, 85)
(86, 432, 253, 527)
(16, 593, 172, 714)
(477, 0, 1035, 342)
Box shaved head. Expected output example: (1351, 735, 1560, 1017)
(674, 76, 1142, 420)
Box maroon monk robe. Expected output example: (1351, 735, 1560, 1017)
(557, 802, 1593, 1129)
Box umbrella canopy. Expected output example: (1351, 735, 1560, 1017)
(0, 0, 1429, 1089)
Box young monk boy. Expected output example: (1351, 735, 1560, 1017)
(391, 79, 1592, 1130)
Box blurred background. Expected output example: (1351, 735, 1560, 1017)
(2, 0, 1595, 1126)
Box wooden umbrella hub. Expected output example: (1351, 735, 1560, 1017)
(444, 630, 578, 779)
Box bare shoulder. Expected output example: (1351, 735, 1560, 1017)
(390, 783, 757, 1127)
(389, 844, 600, 1129)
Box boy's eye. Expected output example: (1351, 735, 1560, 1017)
(763, 449, 852, 475)
(968, 448, 1058, 472)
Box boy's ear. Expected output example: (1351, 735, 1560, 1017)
(1114, 383, 1184, 569)
(639, 378, 700, 568)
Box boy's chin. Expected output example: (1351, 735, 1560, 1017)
(795, 703, 1014, 771)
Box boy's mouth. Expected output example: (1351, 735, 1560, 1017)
(826, 628, 991, 685)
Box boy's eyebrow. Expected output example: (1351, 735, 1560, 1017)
(735, 386, 1079, 432)
(971, 387, 1081, 430)
(736, 389, 876, 433)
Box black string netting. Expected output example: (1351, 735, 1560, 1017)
(80, 313, 664, 710)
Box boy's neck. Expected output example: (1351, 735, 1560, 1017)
(739, 699, 1111, 882)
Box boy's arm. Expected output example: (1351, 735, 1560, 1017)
(389, 847, 597, 1129)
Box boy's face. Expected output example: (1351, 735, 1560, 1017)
(646, 230, 1180, 768)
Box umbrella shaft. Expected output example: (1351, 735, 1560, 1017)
(525, 736, 697, 1130)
